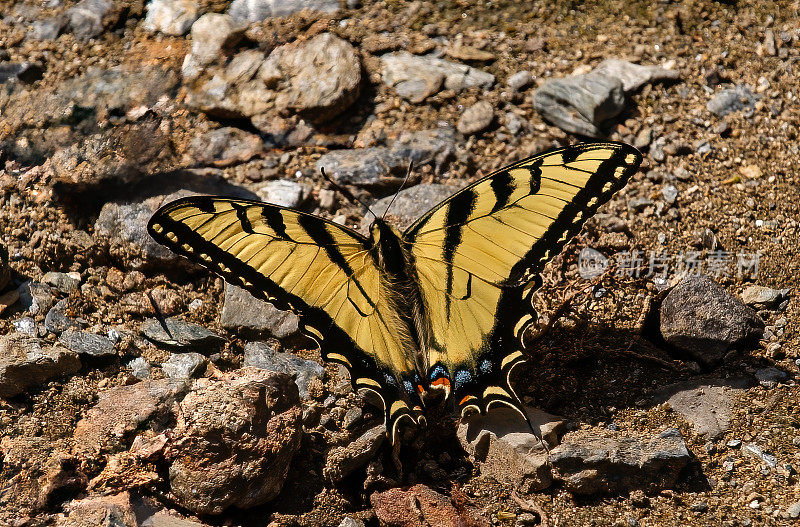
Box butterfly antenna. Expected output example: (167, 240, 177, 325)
(382, 161, 414, 221)
(320, 167, 377, 221)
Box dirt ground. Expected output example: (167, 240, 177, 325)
(1, 0, 800, 525)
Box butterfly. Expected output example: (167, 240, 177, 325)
(148, 142, 642, 442)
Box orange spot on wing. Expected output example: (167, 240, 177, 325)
(459, 396, 473, 406)
(417, 385, 426, 395)
(431, 377, 451, 388)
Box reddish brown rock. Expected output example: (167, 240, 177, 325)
(370, 484, 489, 527)
(166, 369, 302, 514)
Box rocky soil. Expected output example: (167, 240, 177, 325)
(1, 0, 799, 525)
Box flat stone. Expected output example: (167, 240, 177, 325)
(56, 492, 138, 527)
(707, 85, 759, 117)
(162, 352, 207, 379)
(507, 70, 533, 91)
(0, 333, 81, 398)
(72, 379, 189, 455)
(187, 127, 263, 167)
(316, 128, 457, 189)
(18, 281, 56, 315)
(143, 0, 199, 36)
(168, 369, 302, 514)
(550, 428, 691, 495)
(45, 299, 84, 334)
(660, 275, 764, 364)
(755, 367, 787, 388)
(184, 14, 246, 69)
(59, 329, 116, 357)
(651, 377, 751, 439)
(457, 100, 494, 135)
(141, 318, 225, 352)
(324, 425, 385, 481)
(128, 357, 152, 380)
(457, 406, 563, 492)
(366, 184, 460, 231)
(67, 0, 115, 39)
(243, 341, 323, 399)
(28, 15, 68, 40)
(255, 179, 309, 208)
(220, 283, 300, 339)
(42, 272, 81, 294)
(228, 0, 340, 22)
(741, 285, 788, 310)
(533, 70, 625, 137)
(381, 51, 494, 103)
(371, 484, 490, 527)
(592, 58, 680, 92)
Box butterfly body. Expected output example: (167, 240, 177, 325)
(148, 142, 642, 442)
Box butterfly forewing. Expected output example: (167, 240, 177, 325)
(404, 143, 642, 417)
(147, 197, 421, 439)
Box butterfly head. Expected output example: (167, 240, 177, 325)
(368, 219, 408, 275)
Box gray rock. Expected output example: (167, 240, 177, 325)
(12, 317, 36, 336)
(457, 100, 494, 135)
(367, 183, 461, 231)
(143, 0, 199, 36)
(592, 59, 680, 92)
(755, 367, 787, 388)
(550, 428, 691, 495)
(228, 0, 340, 22)
(0, 62, 45, 84)
(381, 51, 495, 103)
(342, 406, 362, 429)
(507, 70, 533, 91)
(628, 196, 654, 212)
(67, 0, 114, 39)
(262, 33, 361, 122)
(18, 281, 56, 315)
(168, 369, 302, 514)
(652, 377, 750, 439)
(182, 14, 246, 75)
(128, 357, 151, 380)
(45, 299, 84, 334)
(28, 15, 68, 40)
(220, 283, 299, 339)
(42, 272, 81, 294)
(255, 179, 309, 208)
(323, 425, 385, 481)
(742, 443, 778, 468)
(243, 341, 323, 399)
(787, 501, 800, 519)
(73, 378, 189, 455)
(707, 85, 759, 117)
(0, 333, 81, 398)
(338, 518, 365, 527)
(661, 184, 679, 205)
(96, 200, 181, 267)
(532, 71, 625, 137)
(188, 127, 263, 167)
(141, 318, 225, 352)
(505, 112, 526, 135)
(660, 275, 764, 364)
(59, 329, 116, 357)
(162, 352, 207, 379)
(741, 285, 788, 310)
(316, 128, 457, 189)
(457, 406, 563, 492)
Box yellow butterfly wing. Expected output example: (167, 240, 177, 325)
(148, 197, 422, 439)
(404, 142, 642, 417)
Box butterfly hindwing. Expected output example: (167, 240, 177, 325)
(147, 197, 421, 439)
(404, 142, 642, 417)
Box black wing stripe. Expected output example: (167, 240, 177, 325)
(490, 170, 516, 213)
(443, 189, 477, 314)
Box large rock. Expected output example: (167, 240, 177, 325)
(187, 33, 361, 123)
(381, 52, 495, 103)
(533, 70, 625, 137)
(143, 0, 199, 36)
(72, 379, 189, 456)
(228, 0, 340, 22)
(0, 333, 81, 398)
(592, 59, 680, 92)
(243, 341, 323, 399)
(220, 283, 300, 339)
(371, 484, 490, 527)
(550, 428, 691, 495)
(324, 425, 385, 481)
(660, 275, 764, 364)
(315, 128, 457, 189)
(652, 377, 751, 439)
(457, 406, 563, 492)
(167, 369, 302, 514)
